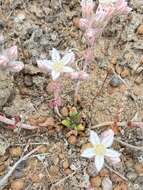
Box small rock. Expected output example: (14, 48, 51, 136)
(126, 171, 137, 181)
(39, 117, 55, 127)
(64, 168, 72, 175)
(110, 56, 117, 65)
(99, 168, 109, 177)
(109, 75, 121, 87)
(24, 75, 33, 87)
(102, 177, 112, 190)
(63, 160, 69, 169)
(113, 183, 128, 190)
(134, 163, 143, 175)
(137, 24, 143, 35)
(9, 147, 22, 157)
(10, 179, 24, 190)
(68, 135, 77, 145)
(121, 68, 129, 78)
(90, 176, 102, 187)
(61, 107, 69, 117)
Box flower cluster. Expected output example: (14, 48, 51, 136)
(0, 46, 24, 72)
(81, 129, 120, 172)
(80, 0, 132, 45)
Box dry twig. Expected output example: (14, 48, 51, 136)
(0, 147, 40, 189)
(105, 163, 128, 181)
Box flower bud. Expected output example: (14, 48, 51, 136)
(79, 18, 89, 30)
(7, 45, 18, 60)
(84, 28, 96, 45)
(0, 55, 9, 68)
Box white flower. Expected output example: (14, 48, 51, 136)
(99, 0, 117, 5)
(37, 48, 75, 80)
(81, 129, 120, 172)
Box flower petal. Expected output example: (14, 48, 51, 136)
(95, 155, 104, 172)
(6, 45, 18, 60)
(108, 156, 121, 164)
(63, 66, 74, 73)
(81, 148, 95, 158)
(89, 130, 100, 146)
(8, 61, 24, 72)
(62, 52, 75, 65)
(105, 148, 120, 158)
(51, 70, 60, 80)
(51, 48, 60, 62)
(37, 59, 53, 71)
(101, 129, 114, 147)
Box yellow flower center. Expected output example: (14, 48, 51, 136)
(94, 144, 106, 156)
(53, 62, 64, 72)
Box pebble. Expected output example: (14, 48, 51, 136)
(102, 177, 112, 190)
(109, 75, 121, 87)
(99, 168, 109, 177)
(10, 179, 24, 190)
(137, 24, 143, 35)
(39, 117, 55, 127)
(68, 135, 77, 145)
(110, 56, 117, 65)
(63, 159, 69, 169)
(90, 176, 102, 187)
(61, 107, 69, 117)
(134, 163, 143, 175)
(126, 171, 137, 181)
(121, 68, 129, 78)
(9, 147, 22, 157)
(24, 75, 33, 87)
(113, 183, 128, 190)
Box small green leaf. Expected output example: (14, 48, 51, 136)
(61, 119, 71, 127)
(76, 124, 85, 131)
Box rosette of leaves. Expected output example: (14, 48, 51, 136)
(61, 111, 85, 132)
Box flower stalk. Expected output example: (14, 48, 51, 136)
(74, 0, 131, 99)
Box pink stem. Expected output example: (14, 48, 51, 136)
(0, 115, 38, 130)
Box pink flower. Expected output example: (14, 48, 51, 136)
(0, 46, 24, 72)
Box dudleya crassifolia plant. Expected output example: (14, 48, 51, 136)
(81, 129, 121, 172)
(74, 0, 131, 97)
(37, 48, 76, 115)
(0, 45, 24, 72)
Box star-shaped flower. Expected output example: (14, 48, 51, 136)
(81, 129, 121, 172)
(37, 48, 75, 81)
